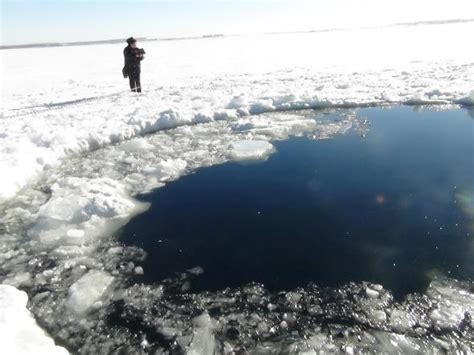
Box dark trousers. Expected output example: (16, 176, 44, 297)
(128, 70, 141, 93)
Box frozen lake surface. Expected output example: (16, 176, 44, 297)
(119, 107, 474, 299)
(1, 19, 474, 353)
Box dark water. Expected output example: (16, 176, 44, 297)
(118, 107, 474, 298)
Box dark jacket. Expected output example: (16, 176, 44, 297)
(123, 46, 144, 74)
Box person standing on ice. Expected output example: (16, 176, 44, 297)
(123, 37, 145, 93)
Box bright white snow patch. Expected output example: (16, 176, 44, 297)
(0, 285, 69, 355)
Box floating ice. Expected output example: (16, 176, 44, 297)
(427, 278, 474, 330)
(388, 309, 416, 332)
(365, 287, 380, 299)
(230, 140, 275, 161)
(0, 285, 69, 355)
(65, 270, 115, 316)
(187, 313, 216, 355)
(27, 177, 149, 249)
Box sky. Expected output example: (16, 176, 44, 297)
(1, 0, 474, 45)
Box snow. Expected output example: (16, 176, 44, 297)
(1, 22, 473, 201)
(0, 285, 69, 355)
(65, 270, 115, 316)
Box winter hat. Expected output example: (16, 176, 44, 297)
(126, 37, 137, 45)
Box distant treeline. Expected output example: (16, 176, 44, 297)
(0, 37, 155, 50)
(0, 34, 225, 50)
(393, 18, 474, 27)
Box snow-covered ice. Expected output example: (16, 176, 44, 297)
(1, 20, 474, 353)
(1, 21, 473, 201)
(0, 285, 69, 355)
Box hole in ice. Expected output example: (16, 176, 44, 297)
(118, 107, 474, 299)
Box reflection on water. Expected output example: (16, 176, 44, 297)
(119, 107, 474, 298)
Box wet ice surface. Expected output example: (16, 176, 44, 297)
(0, 107, 473, 353)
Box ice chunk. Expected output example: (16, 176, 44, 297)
(187, 327, 215, 355)
(427, 278, 474, 330)
(66, 229, 85, 239)
(299, 350, 317, 355)
(249, 99, 276, 114)
(2, 272, 31, 288)
(187, 313, 215, 355)
(119, 139, 154, 152)
(286, 291, 303, 304)
(389, 309, 416, 332)
(230, 140, 275, 161)
(456, 90, 474, 106)
(365, 287, 380, 299)
(145, 159, 187, 181)
(187, 266, 204, 275)
(192, 313, 212, 328)
(0, 285, 69, 355)
(226, 95, 249, 109)
(65, 270, 114, 316)
(367, 309, 387, 323)
(27, 177, 149, 248)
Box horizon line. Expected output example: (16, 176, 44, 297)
(2, 17, 473, 50)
